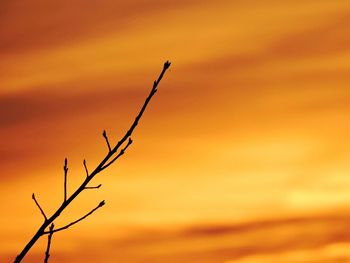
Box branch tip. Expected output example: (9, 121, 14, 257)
(63, 158, 68, 202)
(85, 184, 102, 190)
(32, 193, 47, 221)
(164, 61, 171, 69)
(64, 158, 68, 171)
(102, 129, 112, 152)
(83, 159, 89, 177)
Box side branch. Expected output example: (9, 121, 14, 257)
(44, 224, 54, 263)
(63, 158, 68, 202)
(32, 193, 47, 221)
(85, 184, 102, 189)
(43, 201, 105, 234)
(103, 130, 112, 152)
(101, 138, 133, 171)
(83, 159, 89, 177)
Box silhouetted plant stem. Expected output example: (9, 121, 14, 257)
(13, 61, 171, 263)
(44, 224, 54, 263)
(32, 193, 47, 221)
(43, 201, 105, 234)
(63, 158, 68, 202)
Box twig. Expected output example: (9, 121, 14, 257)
(63, 158, 68, 202)
(102, 130, 112, 152)
(101, 138, 133, 171)
(44, 224, 54, 263)
(14, 61, 171, 263)
(85, 184, 102, 190)
(32, 193, 47, 221)
(43, 201, 105, 234)
(83, 159, 89, 177)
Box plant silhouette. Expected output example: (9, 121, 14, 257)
(13, 61, 171, 262)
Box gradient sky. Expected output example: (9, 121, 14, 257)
(1, 0, 350, 262)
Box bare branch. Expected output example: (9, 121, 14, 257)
(44, 224, 54, 263)
(14, 61, 171, 263)
(63, 158, 68, 202)
(32, 193, 47, 221)
(102, 130, 112, 152)
(43, 201, 105, 234)
(101, 138, 133, 171)
(84, 184, 102, 190)
(83, 159, 89, 177)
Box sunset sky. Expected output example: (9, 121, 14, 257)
(1, 0, 350, 262)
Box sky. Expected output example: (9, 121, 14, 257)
(1, 0, 350, 262)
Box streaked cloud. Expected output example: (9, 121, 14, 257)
(1, 0, 350, 262)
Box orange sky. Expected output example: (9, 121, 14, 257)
(1, 0, 350, 262)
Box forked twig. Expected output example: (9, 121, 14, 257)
(14, 61, 171, 263)
(101, 138, 133, 171)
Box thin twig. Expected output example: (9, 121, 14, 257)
(102, 130, 112, 152)
(63, 158, 68, 202)
(85, 184, 102, 189)
(43, 201, 105, 234)
(101, 138, 133, 171)
(32, 193, 47, 221)
(103, 61, 170, 158)
(14, 61, 171, 263)
(44, 224, 54, 263)
(83, 159, 89, 177)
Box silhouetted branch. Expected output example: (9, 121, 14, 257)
(85, 184, 102, 190)
(32, 193, 47, 221)
(63, 158, 68, 202)
(102, 130, 112, 152)
(83, 159, 89, 177)
(14, 61, 171, 263)
(44, 224, 54, 263)
(43, 201, 105, 234)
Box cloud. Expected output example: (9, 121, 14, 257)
(8, 212, 350, 263)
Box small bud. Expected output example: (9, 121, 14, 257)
(164, 61, 171, 69)
(64, 158, 68, 171)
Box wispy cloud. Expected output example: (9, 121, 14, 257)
(2, 0, 350, 262)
